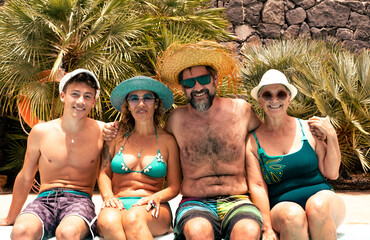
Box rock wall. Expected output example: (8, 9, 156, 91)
(214, 0, 369, 52)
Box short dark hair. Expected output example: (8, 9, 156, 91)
(62, 73, 99, 94)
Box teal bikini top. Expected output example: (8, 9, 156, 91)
(111, 128, 167, 178)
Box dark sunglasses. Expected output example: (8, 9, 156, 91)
(181, 74, 212, 89)
(260, 90, 288, 101)
(127, 94, 156, 105)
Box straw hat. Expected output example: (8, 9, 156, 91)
(59, 69, 100, 99)
(110, 76, 174, 112)
(157, 41, 240, 89)
(251, 69, 297, 100)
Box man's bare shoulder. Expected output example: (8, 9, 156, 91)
(157, 127, 176, 142)
(31, 119, 60, 132)
(90, 118, 105, 129)
(165, 105, 188, 131)
(218, 97, 253, 113)
(168, 105, 188, 117)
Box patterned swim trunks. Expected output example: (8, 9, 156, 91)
(19, 188, 97, 239)
(174, 195, 263, 240)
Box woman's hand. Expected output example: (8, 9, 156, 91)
(262, 228, 279, 240)
(101, 197, 124, 211)
(308, 116, 336, 141)
(134, 196, 161, 218)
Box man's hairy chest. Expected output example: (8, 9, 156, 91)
(175, 120, 247, 165)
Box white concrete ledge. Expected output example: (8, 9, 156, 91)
(1, 193, 370, 239)
(0, 194, 181, 240)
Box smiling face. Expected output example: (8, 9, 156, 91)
(60, 82, 97, 118)
(126, 90, 158, 122)
(181, 66, 218, 112)
(258, 84, 291, 115)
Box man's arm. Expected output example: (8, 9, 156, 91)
(102, 121, 119, 141)
(245, 102, 263, 132)
(0, 125, 41, 225)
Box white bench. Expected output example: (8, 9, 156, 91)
(0, 194, 181, 240)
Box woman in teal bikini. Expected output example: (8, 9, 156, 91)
(97, 76, 181, 239)
(246, 69, 345, 240)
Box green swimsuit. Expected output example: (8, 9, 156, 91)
(253, 118, 333, 209)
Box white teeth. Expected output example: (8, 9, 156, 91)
(194, 92, 205, 97)
(269, 105, 281, 109)
(74, 107, 85, 111)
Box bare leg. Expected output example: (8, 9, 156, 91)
(183, 217, 214, 240)
(306, 190, 346, 240)
(230, 218, 261, 240)
(123, 205, 171, 240)
(11, 213, 43, 240)
(55, 215, 90, 240)
(271, 202, 309, 240)
(97, 208, 126, 240)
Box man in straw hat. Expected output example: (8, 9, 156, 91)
(156, 41, 277, 240)
(0, 69, 105, 239)
(103, 41, 277, 239)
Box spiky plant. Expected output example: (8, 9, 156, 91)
(240, 39, 369, 173)
(0, 0, 234, 174)
(296, 47, 370, 172)
(0, 0, 233, 123)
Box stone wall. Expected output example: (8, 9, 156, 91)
(214, 0, 369, 52)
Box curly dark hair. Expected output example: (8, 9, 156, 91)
(118, 92, 165, 137)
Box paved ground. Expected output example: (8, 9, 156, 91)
(0, 191, 369, 239)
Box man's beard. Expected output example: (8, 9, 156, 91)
(188, 89, 216, 112)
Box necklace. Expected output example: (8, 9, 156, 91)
(132, 130, 151, 158)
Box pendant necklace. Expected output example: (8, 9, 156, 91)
(133, 130, 151, 158)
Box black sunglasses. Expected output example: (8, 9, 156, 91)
(260, 90, 288, 101)
(181, 74, 212, 89)
(127, 94, 156, 105)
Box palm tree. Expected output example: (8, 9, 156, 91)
(0, 0, 233, 172)
(240, 38, 369, 173)
(0, 0, 232, 123)
(0, 0, 149, 123)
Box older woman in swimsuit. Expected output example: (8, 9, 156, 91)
(97, 76, 181, 239)
(246, 69, 345, 240)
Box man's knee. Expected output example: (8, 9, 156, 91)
(56, 216, 89, 240)
(11, 215, 42, 240)
(11, 223, 41, 240)
(229, 219, 261, 240)
(183, 217, 214, 240)
(55, 224, 81, 239)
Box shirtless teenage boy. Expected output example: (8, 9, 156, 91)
(0, 69, 105, 240)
